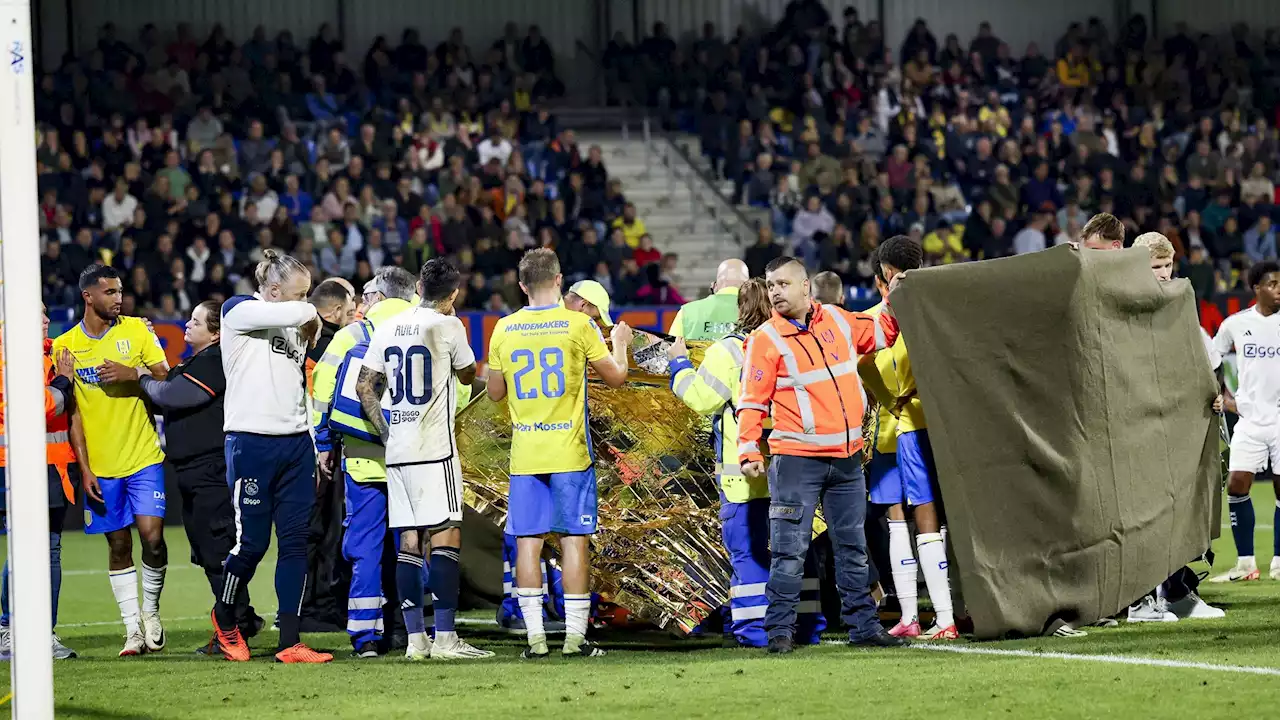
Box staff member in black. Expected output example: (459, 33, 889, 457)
(134, 300, 263, 649)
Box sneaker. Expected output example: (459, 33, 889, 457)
(1090, 616, 1120, 628)
(888, 620, 921, 638)
(195, 635, 219, 656)
(921, 624, 960, 640)
(1209, 560, 1260, 583)
(1271, 557, 1280, 581)
(51, 633, 77, 660)
(352, 641, 381, 659)
(1169, 592, 1226, 619)
(274, 643, 333, 664)
(404, 636, 432, 661)
(119, 630, 147, 657)
(141, 611, 165, 652)
(521, 633, 550, 660)
(0, 626, 10, 661)
(432, 636, 495, 660)
(1127, 596, 1178, 623)
(848, 630, 909, 648)
(211, 610, 250, 662)
(1049, 623, 1088, 638)
(562, 638, 607, 657)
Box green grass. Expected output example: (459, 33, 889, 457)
(2, 481, 1279, 719)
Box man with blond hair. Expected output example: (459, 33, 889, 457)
(1123, 232, 1228, 622)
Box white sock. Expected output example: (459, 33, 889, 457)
(435, 630, 458, 646)
(564, 593, 591, 640)
(408, 631, 431, 650)
(1239, 555, 1257, 569)
(109, 568, 141, 634)
(888, 520, 918, 623)
(917, 532, 955, 629)
(516, 588, 545, 645)
(141, 563, 166, 614)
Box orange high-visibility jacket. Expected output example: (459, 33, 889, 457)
(737, 302, 898, 464)
(0, 339, 77, 501)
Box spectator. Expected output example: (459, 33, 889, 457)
(635, 263, 685, 305)
(611, 202, 648, 248)
(745, 226, 783, 278)
(633, 233, 661, 267)
(477, 127, 514, 167)
(1013, 211, 1051, 255)
(1245, 216, 1277, 264)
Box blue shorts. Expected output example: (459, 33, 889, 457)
(866, 451, 902, 506)
(895, 430, 938, 507)
(506, 467, 598, 536)
(84, 463, 166, 534)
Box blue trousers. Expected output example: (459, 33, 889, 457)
(766, 454, 878, 642)
(1, 506, 65, 628)
(722, 497, 826, 646)
(343, 476, 388, 647)
(223, 432, 315, 613)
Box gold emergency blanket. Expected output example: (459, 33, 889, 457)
(459, 333, 730, 634)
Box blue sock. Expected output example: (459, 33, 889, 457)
(50, 532, 61, 628)
(1273, 500, 1279, 558)
(428, 547, 461, 634)
(273, 550, 307, 648)
(1229, 493, 1256, 557)
(396, 553, 426, 635)
(1, 559, 10, 626)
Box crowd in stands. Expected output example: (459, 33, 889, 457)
(38, 20, 675, 318)
(603, 1, 1280, 295)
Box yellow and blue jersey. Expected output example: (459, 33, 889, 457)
(488, 303, 608, 475)
(53, 317, 167, 478)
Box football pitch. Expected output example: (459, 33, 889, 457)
(2, 484, 1279, 719)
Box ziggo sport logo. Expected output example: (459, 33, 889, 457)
(1242, 344, 1280, 358)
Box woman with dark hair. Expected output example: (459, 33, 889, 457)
(665, 278, 827, 647)
(135, 300, 262, 649)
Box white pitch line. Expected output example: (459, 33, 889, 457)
(62, 566, 199, 577)
(1220, 523, 1273, 530)
(909, 643, 1280, 676)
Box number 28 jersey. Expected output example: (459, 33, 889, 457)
(364, 306, 476, 466)
(488, 304, 609, 475)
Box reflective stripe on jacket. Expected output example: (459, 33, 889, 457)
(0, 339, 77, 501)
(669, 334, 769, 503)
(309, 298, 413, 483)
(737, 301, 898, 464)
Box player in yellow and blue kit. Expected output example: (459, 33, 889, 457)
(486, 248, 632, 659)
(861, 237, 957, 641)
(54, 265, 172, 657)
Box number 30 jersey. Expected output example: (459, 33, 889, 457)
(488, 303, 610, 475)
(364, 306, 476, 466)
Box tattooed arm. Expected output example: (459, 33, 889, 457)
(354, 365, 389, 443)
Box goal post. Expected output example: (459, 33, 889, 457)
(0, 1, 56, 717)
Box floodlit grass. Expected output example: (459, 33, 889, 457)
(1, 482, 1276, 719)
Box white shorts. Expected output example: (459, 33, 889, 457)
(386, 457, 464, 530)
(1228, 422, 1280, 474)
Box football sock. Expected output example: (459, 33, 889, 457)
(1228, 493, 1255, 559)
(214, 571, 244, 630)
(1, 560, 10, 626)
(141, 563, 166, 614)
(108, 568, 141, 635)
(1273, 500, 1279, 558)
(887, 520, 918, 623)
(428, 547, 461, 635)
(517, 587, 545, 645)
(274, 549, 307, 648)
(396, 552, 427, 637)
(917, 532, 955, 628)
(50, 537, 62, 628)
(564, 593, 591, 640)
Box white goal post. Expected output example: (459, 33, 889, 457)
(0, 0, 56, 717)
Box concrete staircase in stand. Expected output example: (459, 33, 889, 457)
(581, 131, 750, 299)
